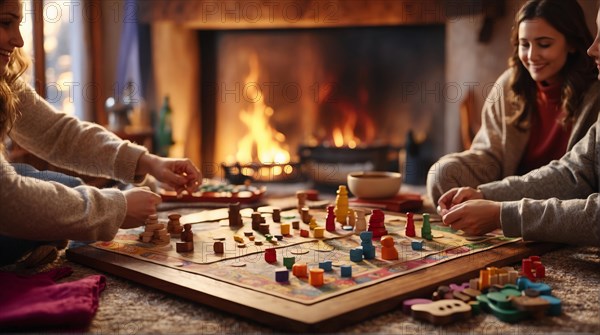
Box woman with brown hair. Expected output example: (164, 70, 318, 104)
(427, 0, 600, 204)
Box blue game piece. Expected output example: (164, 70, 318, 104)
(363, 246, 376, 260)
(539, 295, 562, 316)
(516, 277, 552, 295)
(350, 247, 363, 262)
(411, 240, 424, 251)
(361, 240, 373, 248)
(341, 265, 352, 277)
(274, 234, 283, 241)
(359, 231, 373, 241)
(275, 268, 289, 282)
(319, 260, 333, 272)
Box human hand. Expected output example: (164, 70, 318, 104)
(437, 187, 484, 216)
(441, 199, 501, 236)
(137, 154, 201, 195)
(121, 187, 162, 229)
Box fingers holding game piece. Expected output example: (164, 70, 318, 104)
(437, 187, 484, 216)
(442, 200, 501, 236)
(122, 187, 162, 229)
(138, 154, 202, 195)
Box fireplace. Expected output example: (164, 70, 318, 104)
(138, 0, 469, 184)
(198, 25, 444, 184)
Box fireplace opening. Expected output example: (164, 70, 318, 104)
(200, 25, 445, 185)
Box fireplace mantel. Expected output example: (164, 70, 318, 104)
(137, 0, 501, 29)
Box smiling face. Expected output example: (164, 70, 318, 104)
(0, 0, 24, 76)
(518, 18, 571, 85)
(588, 10, 600, 80)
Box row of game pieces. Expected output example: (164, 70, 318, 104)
(273, 258, 353, 286)
(138, 213, 195, 253)
(265, 230, 401, 285)
(403, 256, 560, 325)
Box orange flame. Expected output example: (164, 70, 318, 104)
(236, 53, 290, 172)
(328, 87, 375, 147)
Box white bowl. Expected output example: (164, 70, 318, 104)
(347, 171, 402, 199)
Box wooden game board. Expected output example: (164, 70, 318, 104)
(66, 208, 560, 332)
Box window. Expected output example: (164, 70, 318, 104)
(21, 0, 99, 121)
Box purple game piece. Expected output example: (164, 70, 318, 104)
(449, 282, 470, 292)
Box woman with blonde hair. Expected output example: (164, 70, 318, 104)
(0, 0, 201, 266)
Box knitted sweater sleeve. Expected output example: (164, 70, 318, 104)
(426, 69, 529, 202)
(0, 155, 125, 241)
(0, 83, 147, 241)
(9, 84, 147, 182)
(478, 117, 600, 246)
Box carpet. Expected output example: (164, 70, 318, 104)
(44, 244, 599, 334)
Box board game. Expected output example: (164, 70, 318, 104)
(67, 205, 560, 332)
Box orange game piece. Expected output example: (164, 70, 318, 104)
(309, 268, 324, 286)
(380, 235, 398, 260)
(479, 269, 490, 290)
(292, 263, 308, 278)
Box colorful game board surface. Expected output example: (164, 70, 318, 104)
(91, 208, 520, 304)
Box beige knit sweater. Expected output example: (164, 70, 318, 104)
(0, 82, 148, 241)
(427, 69, 600, 203)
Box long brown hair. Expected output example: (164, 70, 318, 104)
(508, 0, 596, 128)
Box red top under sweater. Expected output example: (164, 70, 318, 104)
(518, 80, 572, 174)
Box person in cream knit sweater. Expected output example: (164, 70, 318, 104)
(0, 0, 201, 266)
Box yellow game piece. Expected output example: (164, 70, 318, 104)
(281, 223, 291, 235)
(234, 235, 244, 243)
(314, 227, 325, 238)
(334, 185, 349, 224)
(309, 217, 318, 230)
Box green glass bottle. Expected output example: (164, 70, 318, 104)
(156, 96, 173, 157)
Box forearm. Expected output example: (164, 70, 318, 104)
(500, 196, 600, 246)
(0, 159, 126, 241)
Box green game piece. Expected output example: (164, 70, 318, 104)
(486, 288, 521, 309)
(265, 234, 273, 241)
(283, 256, 295, 270)
(421, 213, 433, 240)
(477, 293, 527, 323)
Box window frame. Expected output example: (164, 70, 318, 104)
(30, 0, 106, 124)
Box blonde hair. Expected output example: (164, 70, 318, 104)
(0, 47, 29, 152)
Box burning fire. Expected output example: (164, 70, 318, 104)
(232, 54, 378, 177)
(235, 53, 291, 175)
(327, 87, 376, 148)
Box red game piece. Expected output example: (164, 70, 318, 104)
(325, 205, 336, 232)
(405, 212, 416, 237)
(265, 248, 277, 263)
(367, 209, 388, 238)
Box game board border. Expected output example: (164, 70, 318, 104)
(67, 241, 561, 332)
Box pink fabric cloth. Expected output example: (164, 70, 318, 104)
(0, 267, 106, 330)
